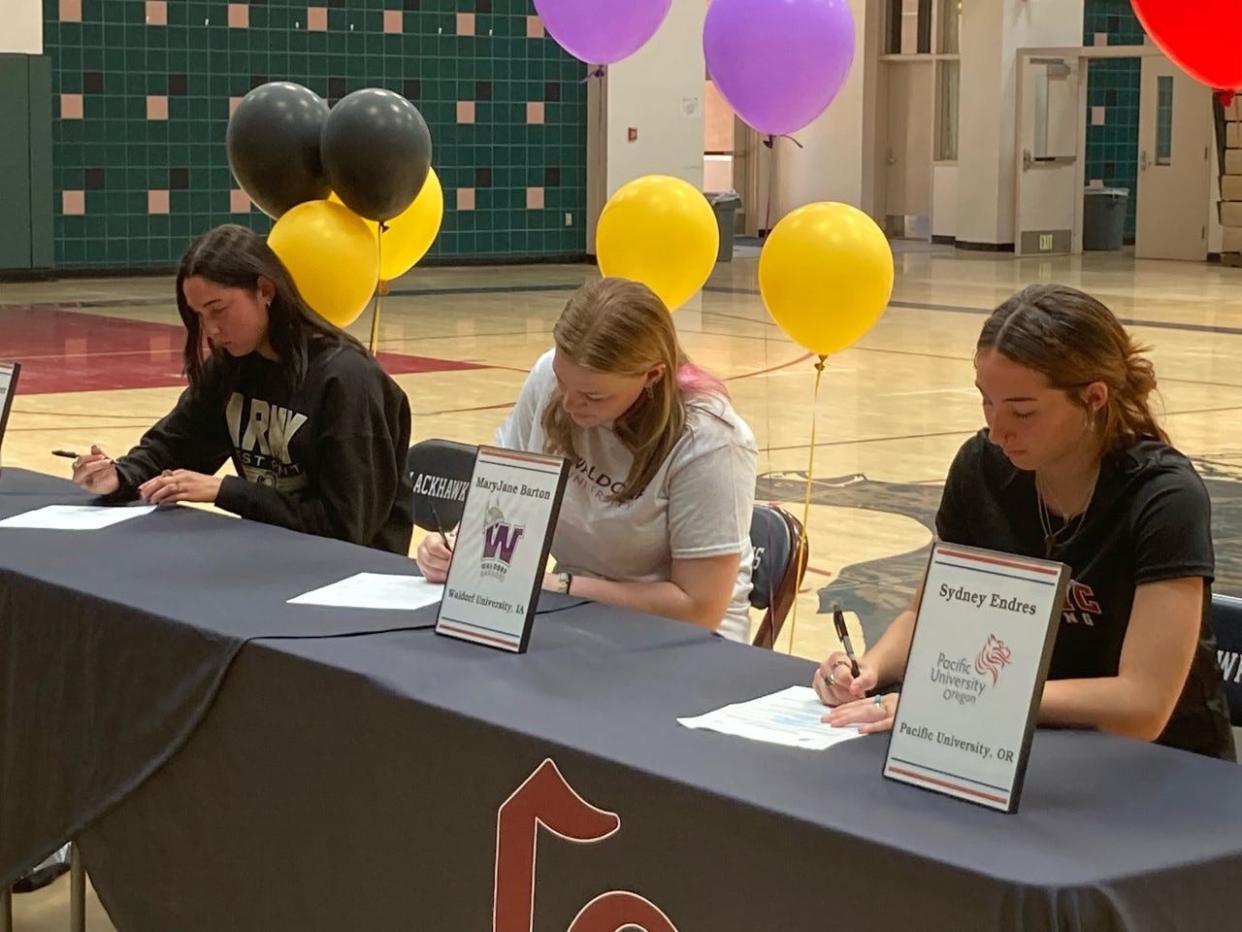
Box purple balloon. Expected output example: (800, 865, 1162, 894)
(704, 0, 856, 137)
(534, 0, 672, 65)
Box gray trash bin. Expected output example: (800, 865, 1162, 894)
(1083, 187, 1129, 251)
(706, 191, 742, 262)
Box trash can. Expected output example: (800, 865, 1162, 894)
(706, 191, 742, 262)
(1083, 188, 1129, 251)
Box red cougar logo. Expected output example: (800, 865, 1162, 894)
(974, 634, 1013, 685)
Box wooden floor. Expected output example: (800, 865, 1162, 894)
(6, 245, 1242, 929)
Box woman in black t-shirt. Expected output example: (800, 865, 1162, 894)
(814, 284, 1235, 760)
(69, 224, 414, 554)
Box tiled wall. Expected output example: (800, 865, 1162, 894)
(1083, 0, 1144, 243)
(42, 0, 588, 271)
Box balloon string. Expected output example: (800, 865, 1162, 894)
(785, 354, 827, 656)
(369, 222, 387, 355)
(763, 135, 777, 236)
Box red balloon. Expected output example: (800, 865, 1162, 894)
(1131, 0, 1242, 90)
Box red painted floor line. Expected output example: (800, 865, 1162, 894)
(0, 306, 487, 395)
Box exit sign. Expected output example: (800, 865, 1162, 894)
(1039, 234, 1054, 251)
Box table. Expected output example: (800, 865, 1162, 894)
(4, 469, 1242, 931)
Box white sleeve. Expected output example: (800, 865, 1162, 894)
(666, 437, 757, 560)
(494, 350, 554, 451)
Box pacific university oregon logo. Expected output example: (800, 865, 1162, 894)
(974, 634, 1013, 686)
(481, 502, 525, 581)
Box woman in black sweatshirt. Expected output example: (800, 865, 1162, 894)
(71, 224, 414, 554)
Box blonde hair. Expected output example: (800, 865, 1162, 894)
(542, 278, 721, 503)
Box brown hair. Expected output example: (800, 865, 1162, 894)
(542, 278, 722, 503)
(176, 224, 364, 391)
(977, 284, 1168, 450)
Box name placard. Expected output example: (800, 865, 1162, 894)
(436, 446, 569, 653)
(0, 362, 21, 476)
(883, 542, 1069, 813)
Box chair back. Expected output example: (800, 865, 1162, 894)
(749, 504, 809, 650)
(407, 439, 477, 532)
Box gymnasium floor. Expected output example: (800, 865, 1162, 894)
(5, 245, 1242, 927)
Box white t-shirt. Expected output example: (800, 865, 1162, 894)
(495, 350, 757, 642)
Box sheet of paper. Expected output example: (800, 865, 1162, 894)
(288, 572, 444, 611)
(678, 685, 864, 751)
(0, 504, 157, 530)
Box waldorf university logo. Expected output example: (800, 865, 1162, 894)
(481, 501, 525, 581)
(974, 634, 1013, 686)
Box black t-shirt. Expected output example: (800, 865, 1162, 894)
(114, 339, 414, 555)
(937, 430, 1235, 761)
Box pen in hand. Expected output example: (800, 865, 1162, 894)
(832, 603, 861, 678)
(429, 502, 454, 553)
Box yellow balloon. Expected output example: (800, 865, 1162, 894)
(378, 169, 444, 281)
(758, 202, 894, 357)
(330, 169, 444, 281)
(268, 200, 379, 328)
(596, 175, 719, 311)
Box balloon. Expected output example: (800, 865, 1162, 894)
(704, 0, 855, 137)
(758, 202, 894, 357)
(332, 169, 444, 281)
(226, 82, 330, 218)
(321, 89, 432, 222)
(1131, 1, 1242, 90)
(533, 0, 671, 65)
(268, 200, 379, 328)
(596, 176, 718, 311)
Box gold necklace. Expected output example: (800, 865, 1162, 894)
(1036, 467, 1099, 559)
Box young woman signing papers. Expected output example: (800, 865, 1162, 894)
(70, 224, 414, 553)
(815, 285, 1234, 760)
(417, 278, 758, 640)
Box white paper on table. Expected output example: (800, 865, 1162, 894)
(678, 685, 864, 751)
(288, 572, 444, 611)
(0, 504, 157, 530)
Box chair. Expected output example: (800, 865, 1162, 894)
(407, 439, 478, 532)
(0, 842, 84, 932)
(749, 504, 809, 650)
(1211, 594, 1242, 751)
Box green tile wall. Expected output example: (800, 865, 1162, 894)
(42, 0, 588, 271)
(1083, 1, 1144, 243)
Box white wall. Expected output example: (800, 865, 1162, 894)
(932, 164, 958, 239)
(956, 0, 1083, 245)
(0, 0, 42, 53)
(604, 0, 706, 196)
(773, 0, 877, 218)
(1210, 140, 1224, 255)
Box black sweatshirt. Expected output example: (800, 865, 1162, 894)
(113, 340, 414, 554)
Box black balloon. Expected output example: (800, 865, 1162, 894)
(321, 89, 433, 222)
(226, 82, 330, 219)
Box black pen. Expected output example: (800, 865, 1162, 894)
(832, 603, 861, 678)
(428, 502, 454, 552)
(52, 450, 81, 459)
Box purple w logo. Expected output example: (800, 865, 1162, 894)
(483, 522, 525, 565)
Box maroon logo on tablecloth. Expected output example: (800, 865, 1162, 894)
(494, 759, 679, 932)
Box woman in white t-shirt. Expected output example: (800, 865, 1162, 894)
(417, 277, 758, 641)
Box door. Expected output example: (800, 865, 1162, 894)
(884, 61, 934, 238)
(1135, 55, 1212, 261)
(1014, 55, 1081, 256)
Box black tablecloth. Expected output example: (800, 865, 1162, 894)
(78, 622, 1242, 932)
(0, 468, 577, 883)
(6, 470, 1242, 930)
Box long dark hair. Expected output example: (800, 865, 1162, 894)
(978, 284, 1168, 451)
(176, 224, 365, 390)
